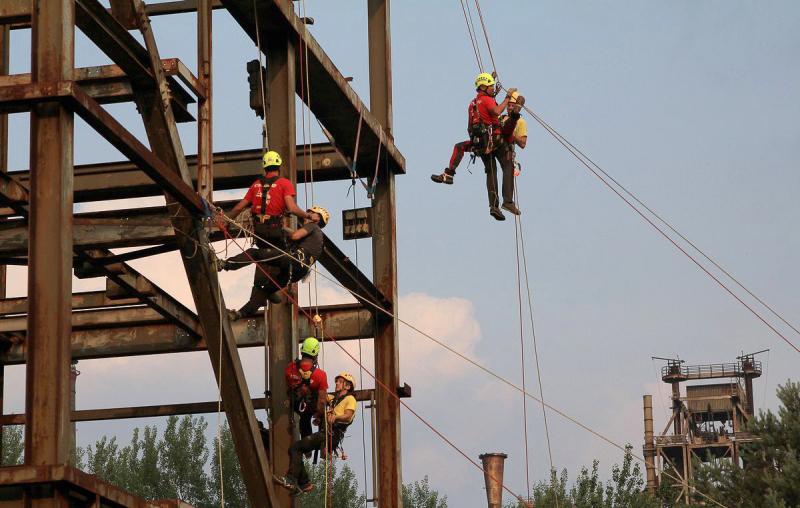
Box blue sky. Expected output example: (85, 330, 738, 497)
(4, 1, 800, 506)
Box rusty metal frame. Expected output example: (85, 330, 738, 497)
(1, 0, 405, 506)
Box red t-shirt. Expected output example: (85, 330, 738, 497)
(470, 93, 501, 134)
(243, 176, 296, 216)
(285, 361, 329, 399)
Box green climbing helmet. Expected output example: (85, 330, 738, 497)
(300, 337, 321, 357)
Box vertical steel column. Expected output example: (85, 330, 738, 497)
(196, 0, 213, 200)
(671, 382, 681, 435)
(25, 0, 75, 474)
(642, 395, 657, 494)
(266, 31, 297, 508)
(368, 1, 402, 506)
(0, 23, 9, 465)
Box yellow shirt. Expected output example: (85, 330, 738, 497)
(514, 118, 528, 140)
(328, 393, 357, 423)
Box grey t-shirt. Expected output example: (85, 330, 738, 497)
(295, 222, 324, 259)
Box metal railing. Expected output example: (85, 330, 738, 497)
(661, 361, 762, 380)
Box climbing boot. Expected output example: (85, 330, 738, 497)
(273, 475, 298, 491)
(502, 202, 521, 216)
(430, 171, 454, 185)
(489, 207, 506, 221)
(267, 292, 283, 305)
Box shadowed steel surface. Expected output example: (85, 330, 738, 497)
(479, 453, 507, 508)
(25, 0, 75, 482)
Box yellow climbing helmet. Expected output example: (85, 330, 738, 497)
(474, 72, 495, 89)
(300, 336, 320, 357)
(335, 372, 356, 391)
(308, 206, 330, 228)
(262, 150, 282, 169)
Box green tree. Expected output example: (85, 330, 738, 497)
(298, 461, 366, 508)
(505, 446, 659, 508)
(691, 379, 800, 507)
(402, 476, 447, 508)
(210, 423, 249, 508)
(159, 415, 212, 507)
(1, 425, 23, 466)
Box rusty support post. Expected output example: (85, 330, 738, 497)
(196, 0, 212, 199)
(642, 395, 657, 494)
(266, 30, 297, 508)
(479, 453, 507, 508)
(368, 1, 402, 506)
(0, 22, 9, 465)
(671, 381, 681, 435)
(126, 2, 278, 504)
(25, 0, 75, 477)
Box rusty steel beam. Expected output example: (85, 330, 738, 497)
(0, 0, 30, 24)
(128, 2, 278, 503)
(0, 23, 9, 464)
(0, 216, 176, 257)
(25, 0, 75, 474)
(0, 464, 191, 508)
(0, 303, 372, 365)
(79, 250, 202, 336)
(220, 0, 405, 178)
(319, 233, 391, 313)
(196, 0, 213, 199)
(0, 59, 197, 121)
(0, 387, 408, 426)
(69, 83, 205, 214)
(265, 29, 297, 507)
(7, 1, 225, 29)
(369, 1, 402, 505)
(5, 143, 348, 205)
(0, 291, 139, 316)
(74, 0, 154, 83)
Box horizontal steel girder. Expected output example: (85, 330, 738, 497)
(220, 0, 405, 177)
(0, 81, 205, 213)
(0, 301, 373, 364)
(0, 385, 411, 425)
(4, 143, 349, 204)
(0, 465, 192, 508)
(0, 203, 392, 309)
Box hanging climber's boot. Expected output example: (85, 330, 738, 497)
(502, 201, 521, 216)
(430, 170, 454, 185)
(489, 206, 506, 221)
(215, 257, 230, 272)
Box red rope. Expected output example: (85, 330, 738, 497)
(214, 217, 533, 507)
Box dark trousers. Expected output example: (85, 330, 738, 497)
(288, 431, 327, 487)
(224, 246, 290, 316)
(288, 430, 343, 487)
(447, 140, 474, 174)
(481, 144, 515, 208)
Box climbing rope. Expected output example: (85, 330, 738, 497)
(513, 205, 532, 499)
(514, 184, 556, 476)
(192, 211, 729, 506)
(211, 217, 535, 507)
(472, 0, 497, 75)
(458, 0, 483, 72)
(508, 93, 800, 355)
(252, 0, 269, 151)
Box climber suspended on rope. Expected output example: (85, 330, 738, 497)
(275, 372, 358, 496)
(431, 72, 522, 221)
(222, 150, 309, 247)
(217, 205, 330, 319)
(285, 337, 329, 440)
(499, 91, 528, 176)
